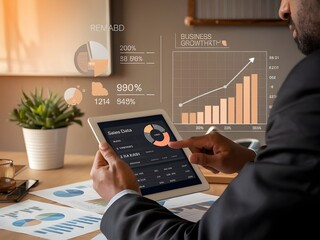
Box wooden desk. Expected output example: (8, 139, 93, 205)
(0, 152, 228, 240)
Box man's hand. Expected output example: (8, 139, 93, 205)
(90, 142, 140, 202)
(168, 131, 256, 174)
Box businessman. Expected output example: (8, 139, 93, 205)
(91, 0, 320, 239)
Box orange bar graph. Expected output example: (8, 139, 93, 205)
(182, 112, 188, 124)
(190, 113, 196, 124)
(180, 73, 260, 125)
(220, 98, 227, 124)
(205, 105, 212, 124)
(236, 83, 243, 124)
(243, 76, 251, 124)
(251, 74, 258, 124)
(228, 97, 235, 124)
(212, 106, 219, 124)
(197, 112, 204, 124)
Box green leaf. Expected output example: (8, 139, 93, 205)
(10, 89, 84, 129)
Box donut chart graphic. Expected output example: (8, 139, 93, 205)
(144, 124, 170, 147)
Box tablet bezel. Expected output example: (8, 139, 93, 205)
(88, 109, 209, 200)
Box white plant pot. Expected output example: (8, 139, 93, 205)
(22, 127, 67, 170)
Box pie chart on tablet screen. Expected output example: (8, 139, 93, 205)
(144, 124, 170, 147)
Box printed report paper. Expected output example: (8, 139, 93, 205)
(0, 200, 102, 239)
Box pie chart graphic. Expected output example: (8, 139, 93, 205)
(74, 41, 110, 77)
(144, 124, 170, 147)
(53, 189, 84, 198)
(64, 88, 83, 105)
(36, 213, 65, 221)
(13, 219, 42, 227)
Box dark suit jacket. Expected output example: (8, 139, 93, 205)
(101, 49, 320, 239)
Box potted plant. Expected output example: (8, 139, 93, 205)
(10, 89, 84, 170)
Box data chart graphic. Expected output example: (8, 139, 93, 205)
(144, 124, 170, 147)
(169, 200, 215, 214)
(173, 51, 268, 133)
(0, 200, 101, 239)
(64, 88, 83, 106)
(31, 181, 107, 214)
(74, 41, 111, 77)
(36, 213, 65, 221)
(53, 189, 84, 198)
(13, 219, 42, 227)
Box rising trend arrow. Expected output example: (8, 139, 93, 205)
(178, 57, 255, 107)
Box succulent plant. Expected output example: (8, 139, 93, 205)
(10, 89, 84, 129)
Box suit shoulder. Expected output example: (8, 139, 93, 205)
(271, 49, 320, 112)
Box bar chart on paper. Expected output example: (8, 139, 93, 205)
(172, 51, 268, 133)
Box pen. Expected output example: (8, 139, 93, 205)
(206, 126, 217, 135)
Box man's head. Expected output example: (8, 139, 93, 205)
(279, 0, 320, 55)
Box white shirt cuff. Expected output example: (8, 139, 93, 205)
(105, 189, 140, 212)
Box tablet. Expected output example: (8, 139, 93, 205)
(88, 109, 209, 200)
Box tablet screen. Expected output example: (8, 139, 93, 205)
(97, 114, 202, 195)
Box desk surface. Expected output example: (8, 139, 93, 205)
(0, 151, 229, 240)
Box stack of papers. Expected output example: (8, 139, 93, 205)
(1, 179, 218, 239)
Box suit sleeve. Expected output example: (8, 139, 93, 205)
(101, 193, 201, 239)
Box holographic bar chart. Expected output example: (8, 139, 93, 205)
(173, 51, 267, 132)
(180, 73, 259, 125)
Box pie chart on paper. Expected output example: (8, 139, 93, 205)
(53, 189, 84, 198)
(12, 219, 42, 227)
